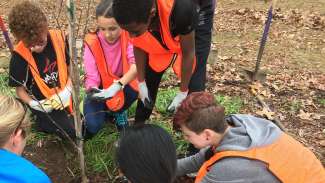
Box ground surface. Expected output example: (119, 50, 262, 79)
(0, 0, 324, 182)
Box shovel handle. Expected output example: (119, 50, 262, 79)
(254, 1, 278, 75)
(0, 16, 13, 53)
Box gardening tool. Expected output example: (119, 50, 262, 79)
(0, 16, 13, 53)
(243, 0, 278, 82)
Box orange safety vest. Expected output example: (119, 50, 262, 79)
(195, 133, 325, 183)
(14, 30, 73, 112)
(84, 31, 138, 112)
(131, 0, 196, 79)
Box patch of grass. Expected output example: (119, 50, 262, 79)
(27, 130, 52, 146)
(155, 88, 178, 115)
(215, 95, 243, 114)
(151, 120, 188, 155)
(0, 73, 14, 96)
(127, 102, 137, 117)
(288, 99, 302, 112)
(319, 98, 325, 106)
(84, 125, 118, 173)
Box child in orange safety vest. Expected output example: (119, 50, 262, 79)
(174, 92, 325, 183)
(112, 0, 198, 124)
(83, 0, 138, 136)
(8, 1, 75, 139)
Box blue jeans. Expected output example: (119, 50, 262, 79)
(84, 85, 138, 135)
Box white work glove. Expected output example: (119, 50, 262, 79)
(28, 99, 53, 113)
(51, 85, 72, 110)
(139, 81, 153, 109)
(167, 90, 188, 113)
(92, 82, 122, 101)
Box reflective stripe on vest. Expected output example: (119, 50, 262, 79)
(195, 133, 325, 183)
(84, 31, 138, 112)
(131, 0, 196, 78)
(14, 30, 68, 98)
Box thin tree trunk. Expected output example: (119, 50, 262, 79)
(66, 1, 88, 182)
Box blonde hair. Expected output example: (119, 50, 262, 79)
(0, 95, 30, 147)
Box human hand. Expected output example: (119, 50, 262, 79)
(50, 86, 72, 110)
(28, 99, 53, 113)
(139, 81, 153, 109)
(91, 82, 122, 101)
(167, 90, 188, 113)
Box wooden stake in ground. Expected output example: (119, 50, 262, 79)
(66, 0, 88, 182)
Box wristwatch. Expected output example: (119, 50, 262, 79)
(114, 80, 125, 89)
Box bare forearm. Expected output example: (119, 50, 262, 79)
(134, 47, 147, 82)
(16, 86, 33, 104)
(180, 54, 194, 91)
(180, 31, 195, 91)
(119, 64, 137, 85)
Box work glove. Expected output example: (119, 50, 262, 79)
(167, 90, 188, 113)
(50, 86, 72, 110)
(91, 82, 122, 101)
(28, 99, 53, 113)
(139, 81, 153, 109)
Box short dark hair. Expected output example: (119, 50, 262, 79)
(96, 0, 113, 18)
(112, 0, 154, 25)
(117, 124, 177, 183)
(173, 92, 228, 134)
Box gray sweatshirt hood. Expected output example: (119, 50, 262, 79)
(215, 114, 282, 152)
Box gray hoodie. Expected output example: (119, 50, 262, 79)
(177, 114, 282, 183)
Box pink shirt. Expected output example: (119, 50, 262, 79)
(84, 32, 135, 90)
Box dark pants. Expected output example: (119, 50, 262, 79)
(134, 1, 216, 123)
(32, 108, 76, 139)
(84, 85, 138, 134)
(135, 65, 166, 123)
(189, 0, 216, 92)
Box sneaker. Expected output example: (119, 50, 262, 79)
(115, 175, 128, 183)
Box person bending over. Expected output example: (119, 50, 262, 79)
(174, 92, 325, 183)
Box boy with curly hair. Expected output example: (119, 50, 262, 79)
(8, 1, 75, 139)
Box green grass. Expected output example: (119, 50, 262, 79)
(319, 98, 325, 107)
(155, 88, 178, 115)
(215, 95, 243, 115)
(84, 124, 118, 173)
(0, 73, 14, 96)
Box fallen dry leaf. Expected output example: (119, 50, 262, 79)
(297, 109, 313, 120)
(256, 108, 275, 120)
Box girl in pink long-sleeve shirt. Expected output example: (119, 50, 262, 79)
(83, 0, 138, 136)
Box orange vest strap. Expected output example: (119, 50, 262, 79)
(195, 133, 325, 183)
(131, 0, 196, 78)
(14, 30, 68, 99)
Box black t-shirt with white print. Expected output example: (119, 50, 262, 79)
(8, 34, 70, 100)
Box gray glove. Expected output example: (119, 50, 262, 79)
(92, 83, 122, 100)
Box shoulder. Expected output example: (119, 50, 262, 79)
(10, 51, 27, 68)
(172, 0, 198, 16)
(204, 157, 279, 182)
(84, 32, 99, 45)
(170, 0, 198, 35)
(0, 150, 50, 183)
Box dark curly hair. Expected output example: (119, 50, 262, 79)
(173, 92, 227, 134)
(8, 1, 47, 47)
(112, 0, 154, 25)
